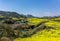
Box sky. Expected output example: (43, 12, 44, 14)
(0, 0, 60, 17)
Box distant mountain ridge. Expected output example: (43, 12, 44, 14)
(0, 11, 60, 18)
(0, 11, 26, 18)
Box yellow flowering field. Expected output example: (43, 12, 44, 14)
(44, 21, 60, 29)
(14, 29, 60, 41)
(27, 18, 47, 25)
(14, 18, 60, 41)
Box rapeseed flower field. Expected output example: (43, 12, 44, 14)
(14, 18, 60, 41)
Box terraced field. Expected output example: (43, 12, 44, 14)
(14, 18, 60, 41)
(27, 18, 47, 25)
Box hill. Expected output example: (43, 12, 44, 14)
(0, 11, 26, 18)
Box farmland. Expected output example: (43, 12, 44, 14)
(0, 11, 60, 41)
(14, 18, 60, 41)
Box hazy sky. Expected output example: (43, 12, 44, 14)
(0, 0, 60, 17)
